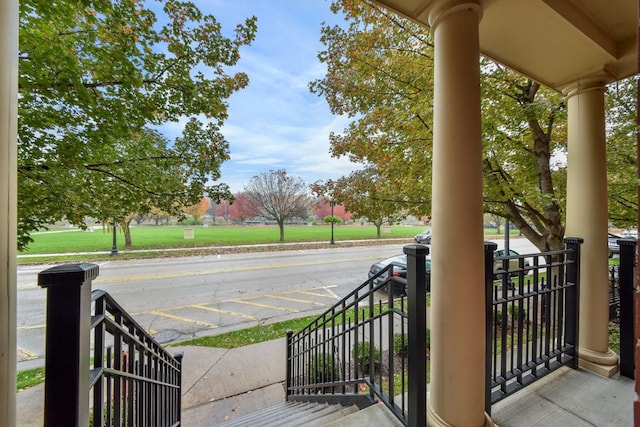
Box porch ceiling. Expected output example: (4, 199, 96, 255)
(372, 0, 638, 92)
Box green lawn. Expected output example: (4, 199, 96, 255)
(24, 224, 426, 255)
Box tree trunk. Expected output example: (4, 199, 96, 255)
(123, 218, 133, 247)
(278, 221, 285, 241)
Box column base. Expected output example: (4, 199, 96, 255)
(427, 397, 495, 426)
(578, 347, 619, 378)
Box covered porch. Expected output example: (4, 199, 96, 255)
(0, 1, 638, 426)
(368, 0, 637, 426)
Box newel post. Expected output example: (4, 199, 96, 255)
(564, 237, 583, 369)
(285, 329, 293, 401)
(484, 241, 497, 415)
(619, 238, 637, 379)
(38, 263, 99, 427)
(404, 244, 428, 427)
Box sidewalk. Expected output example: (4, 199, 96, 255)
(16, 339, 288, 426)
(176, 339, 287, 425)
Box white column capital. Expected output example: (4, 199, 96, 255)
(563, 78, 607, 100)
(428, 0, 483, 33)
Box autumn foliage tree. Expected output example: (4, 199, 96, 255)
(17, 0, 257, 249)
(186, 197, 211, 225)
(229, 193, 259, 224)
(312, 0, 577, 252)
(314, 199, 349, 222)
(313, 170, 406, 238)
(605, 77, 637, 228)
(215, 201, 231, 222)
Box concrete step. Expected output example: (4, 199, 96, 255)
(213, 400, 361, 427)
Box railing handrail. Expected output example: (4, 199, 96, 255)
(485, 238, 582, 414)
(39, 263, 183, 427)
(286, 244, 429, 427)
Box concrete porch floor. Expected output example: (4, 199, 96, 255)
(491, 366, 635, 427)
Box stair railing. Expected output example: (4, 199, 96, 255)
(285, 245, 429, 426)
(38, 263, 183, 427)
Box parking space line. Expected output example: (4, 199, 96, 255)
(194, 305, 259, 320)
(149, 310, 218, 329)
(17, 346, 39, 360)
(294, 290, 337, 299)
(265, 294, 328, 307)
(234, 300, 299, 313)
(323, 286, 340, 300)
(17, 324, 45, 330)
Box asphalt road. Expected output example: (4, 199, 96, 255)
(16, 237, 538, 370)
(16, 244, 405, 369)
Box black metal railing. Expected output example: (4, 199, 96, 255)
(38, 263, 183, 427)
(617, 238, 637, 379)
(609, 265, 620, 321)
(285, 245, 429, 426)
(484, 238, 582, 414)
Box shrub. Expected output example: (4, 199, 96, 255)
(393, 329, 431, 357)
(352, 341, 380, 373)
(307, 353, 339, 384)
(393, 333, 407, 356)
(495, 305, 527, 323)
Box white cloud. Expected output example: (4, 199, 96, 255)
(159, 1, 357, 193)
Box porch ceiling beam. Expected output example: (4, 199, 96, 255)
(543, 0, 619, 60)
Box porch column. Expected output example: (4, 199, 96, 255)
(565, 81, 618, 377)
(428, 2, 492, 426)
(0, 0, 18, 426)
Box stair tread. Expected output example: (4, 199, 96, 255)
(294, 404, 360, 427)
(277, 403, 344, 427)
(213, 400, 361, 427)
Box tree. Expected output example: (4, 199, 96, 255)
(17, 0, 257, 249)
(75, 123, 229, 248)
(480, 64, 567, 252)
(215, 200, 232, 222)
(148, 207, 171, 226)
(229, 193, 259, 224)
(313, 198, 349, 222)
(245, 170, 309, 241)
(318, 168, 406, 238)
(324, 215, 343, 225)
(310, 1, 434, 225)
(312, 0, 571, 252)
(186, 197, 210, 225)
(606, 77, 637, 228)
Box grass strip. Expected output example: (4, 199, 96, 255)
(174, 315, 319, 349)
(17, 367, 44, 392)
(24, 225, 425, 255)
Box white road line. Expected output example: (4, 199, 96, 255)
(323, 286, 340, 300)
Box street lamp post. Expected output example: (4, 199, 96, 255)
(110, 220, 118, 256)
(330, 201, 335, 245)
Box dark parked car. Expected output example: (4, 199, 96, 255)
(369, 248, 529, 295)
(493, 249, 530, 279)
(368, 254, 432, 296)
(608, 233, 621, 258)
(414, 229, 431, 244)
(608, 232, 637, 258)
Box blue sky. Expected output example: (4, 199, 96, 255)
(164, 1, 358, 194)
